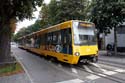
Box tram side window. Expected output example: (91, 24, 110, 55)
(41, 35, 46, 50)
(44, 29, 72, 54)
(45, 33, 53, 50)
(34, 36, 41, 48)
(41, 35, 45, 45)
(20, 40, 23, 45)
(46, 33, 53, 45)
(25, 38, 31, 47)
(22, 39, 25, 46)
(30, 37, 35, 47)
(52, 31, 60, 45)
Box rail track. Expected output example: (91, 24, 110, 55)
(48, 58, 125, 83)
(75, 64, 125, 83)
(98, 59, 125, 69)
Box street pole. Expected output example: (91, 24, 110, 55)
(114, 27, 117, 56)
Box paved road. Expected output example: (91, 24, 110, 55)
(9, 46, 125, 83)
(0, 73, 30, 83)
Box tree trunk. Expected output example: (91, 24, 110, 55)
(0, 24, 11, 63)
(114, 27, 117, 56)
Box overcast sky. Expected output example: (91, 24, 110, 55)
(15, 0, 51, 33)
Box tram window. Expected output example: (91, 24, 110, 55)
(61, 28, 72, 54)
(37, 36, 41, 48)
(41, 35, 45, 45)
(34, 36, 40, 48)
(46, 33, 50, 44)
(22, 39, 24, 45)
(52, 32, 57, 44)
(61, 28, 72, 44)
(30, 37, 35, 47)
(46, 32, 53, 45)
(50, 33, 53, 44)
(57, 31, 61, 44)
(52, 31, 59, 45)
(25, 38, 31, 47)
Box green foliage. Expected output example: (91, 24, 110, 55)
(0, 63, 23, 75)
(13, 28, 27, 42)
(27, 20, 41, 32)
(39, 3, 50, 28)
(0, 64, 15, 74)
(57, 0, 87, 22)
(40, 0, 89, 26)
(0, 0, 43, 38)
(90, 0, 125, 34)
(48, 0, 60, 25)
(0, 0, 43, 23)
(14, 20, 42, 41)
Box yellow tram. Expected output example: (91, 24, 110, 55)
(18, 20, 98, 64)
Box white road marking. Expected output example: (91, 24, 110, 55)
(86, 74, 100, 80)
(84, 63, 125, 81)
(103, 71, 117, 75)
(48, 60, 52, 63)
(56, 79, 84, 83)
(90, 63, 100, 68)
(114, 69, 125, 72)
(83, 65, 94, 73)
(98, 63, 119, 70)
(100, 69, 107, 72)
(98, 63, 125, 73)
(58, 64, 62, 67)
(90, 63, 107, 72)
(98, 73, 106, 77)
(71, 68, 78, 74)
(91, 63, 117, 75)
(18, 57, 23, 60)
(14, 55, 34, 83)
(48, 60, 78, 77)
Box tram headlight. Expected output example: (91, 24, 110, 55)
(75, 52, 80, 56)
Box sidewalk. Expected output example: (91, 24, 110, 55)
(0, 73, 30, 83)
(99, 50, 125, 56)
(98, 50, 125, 65)
(0, 52, 30, 83)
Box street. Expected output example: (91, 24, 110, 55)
(0, 0, 125, 83)
(11, 45, 125, 83)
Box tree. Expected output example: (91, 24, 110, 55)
(26, 20, 42, 33)
(39, 0, 89, 26)
(13, 19, 42, 42)
(13, 28, 27, 42)
(90, 0, 125, 55)
(39, 0, 60, 26)
(0, 0, 43, 62)
(55, 0, 88, 23)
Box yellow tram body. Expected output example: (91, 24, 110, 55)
(18, 20, 98, 64)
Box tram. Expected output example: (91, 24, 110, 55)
(18, 20, 98, 64)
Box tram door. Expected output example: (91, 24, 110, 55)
(61, 28, 72, 54)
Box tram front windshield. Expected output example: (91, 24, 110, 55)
(73, 22, 96, 45)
